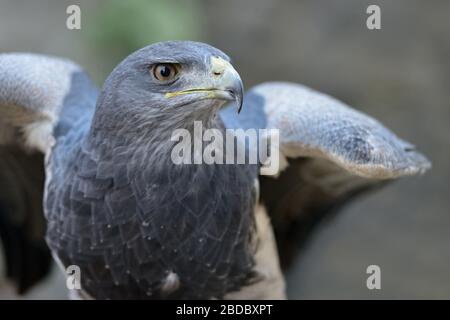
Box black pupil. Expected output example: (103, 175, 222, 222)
(160, 65, 171, 77)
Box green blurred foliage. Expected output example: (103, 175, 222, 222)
(86, 0, 203, 65)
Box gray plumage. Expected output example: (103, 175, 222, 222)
(0, 41, 430, 299)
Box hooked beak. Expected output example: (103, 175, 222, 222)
(165, 56, 244, 113)
(226, 72, 244, 114)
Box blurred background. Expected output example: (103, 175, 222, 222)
(0, 0, 448, 299)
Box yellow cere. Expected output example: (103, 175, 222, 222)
(210, 56, 232, 75)
(165, 56, 231, 99)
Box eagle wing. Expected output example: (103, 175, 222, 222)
(0, 53, 97, 293)
(220, 81, 431, 267)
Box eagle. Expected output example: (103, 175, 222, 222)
(0, 41, 430, 299)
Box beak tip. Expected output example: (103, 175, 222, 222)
(237, 100, 243, 114)
(214, 62, 244, 114)
(235, 80, 244, 114)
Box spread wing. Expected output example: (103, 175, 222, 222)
(220, 81, 431, 267)
(0, 53, 97, 293)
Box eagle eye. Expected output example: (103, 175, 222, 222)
(152, 63, 178, 82)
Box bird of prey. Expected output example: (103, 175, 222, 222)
(0, 41, 430, 299)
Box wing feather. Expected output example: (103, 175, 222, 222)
(220, 81, 430, 267)
(0, 53, 98, 292)
(221, 81, 430, 179)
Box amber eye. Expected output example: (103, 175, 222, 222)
(152, 63, 178, 82)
